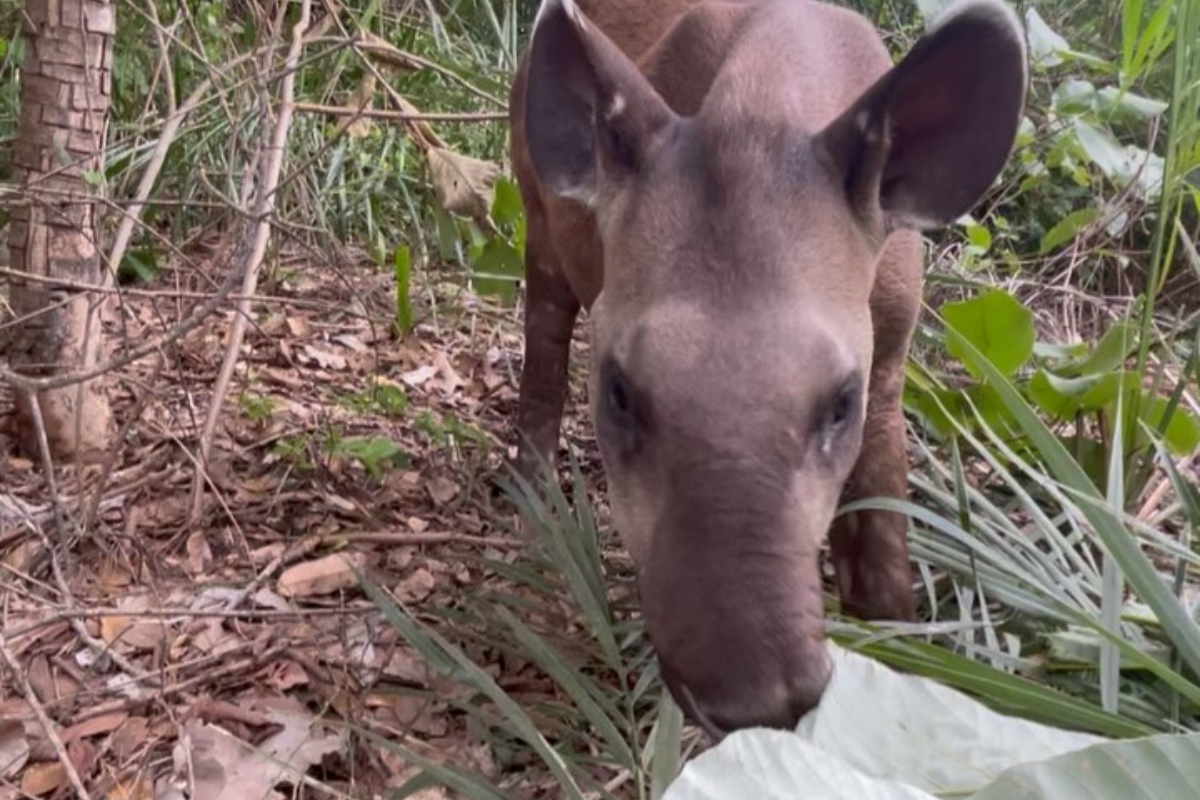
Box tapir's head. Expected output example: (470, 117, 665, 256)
(522, 0, 1026, 736)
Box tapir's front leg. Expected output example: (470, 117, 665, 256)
(514, 229, 581, 482)
(829, 233, 922, 622)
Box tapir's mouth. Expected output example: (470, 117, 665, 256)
(675, 681, 731, 742)
(638, 528, 835, 740)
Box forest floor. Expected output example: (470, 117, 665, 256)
(0, 240, 623, 800)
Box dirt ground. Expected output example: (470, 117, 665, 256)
(0, 241, 619, 800)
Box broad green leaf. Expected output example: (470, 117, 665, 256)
(663, 645, 1108, 800)
(1095, 86, 1169, 119)
(649, 692, 684, 800)
(1138, 393, 1200, 455)
(1051, 79, 1096, 114)
(1027, 371, 1137, 418)
(1025, 8, 1071, 68)
(491, 177, 524, 227)
(941, 289, 1036, 378)
(794, 646, 1106, 793)
(964, 222, 992, 253)
(1039, 206, 1102, 254)
(1078, 322, 1138, 375)
(1073, 120, 1129, 180)
(972, 732, 1200, 800)
(664, 730, 937, 800)
(470, 237, 524, 302)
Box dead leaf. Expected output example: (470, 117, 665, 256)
(367, 691, 448, 737)
(263, 660, 309, 692)
(240, 474, 281, 495)
(186, 531, 213, 575)
(427, 147, 501, 221)
(299, 345, 346, 371)
(20, 762, 65, 796)
(277, 552, 369, 598)
(407, 516, 429, 533)
(62, 712, 129, 744)
(427, 477, 459, 506)
(432, 351, 464, 394)
(396, 568, 435, 603)
(110, 718, 151, 761)
(0, 720, 29, 779)
(285, 316, 310, 337)
(400, 364, 438, 388)
(345, 74, 377, 139)
(106, 775, 155, 800)
(383, 648, 431, 686)
(172, 704, 346, 800)
(100, 594, 170, 652)
(332, 332, 368, 353)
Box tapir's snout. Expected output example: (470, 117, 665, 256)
(635, 466, 840, 738)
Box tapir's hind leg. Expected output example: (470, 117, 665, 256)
(829, 232, 923, 622)
(514, 211, 581, 482)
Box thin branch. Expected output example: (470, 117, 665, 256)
(190, 0, 313, 519)
(0, 636, 95, 800)
(293, 100, 506, 122)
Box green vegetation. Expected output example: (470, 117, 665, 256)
(2, 0, 1197, 797)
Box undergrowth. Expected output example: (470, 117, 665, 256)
(2, 0, 1198, 796)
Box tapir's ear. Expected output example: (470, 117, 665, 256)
(816, 0, 1028, 232)
(525, 0, 678, 207)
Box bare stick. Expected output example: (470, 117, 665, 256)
(0, 635, 95, 800)
(189, 0, 313, 519)
(293, 101, 506, 122)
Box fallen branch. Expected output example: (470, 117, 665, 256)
(0, 634, 95, 800)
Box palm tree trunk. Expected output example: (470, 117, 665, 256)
(6, 0, 115, 459)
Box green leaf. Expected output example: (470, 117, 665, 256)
(393, 244, 414, 338)
(941, 289, 1036, 378)
(1039, 206, 1102, 254)
(1073, 120, 1129, 180)
(334, 435, 408, 479)
(1029, 371, 1138, 418)
(1139, 393, 1200, 455)
(934, 332, 1200, 683)
(1051, 79, 1097, 114)
(1094, 86, 1169, 120)
(1078, 322, 1138, 375)
(470, 237, 524, 302)
(490, 177, 524, 227)
(973, 733, 1200, 800)
(1025, 8, 1071, 69)
(964, 222, 992, 253)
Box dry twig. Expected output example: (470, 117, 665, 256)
(189, 0, 313, 519)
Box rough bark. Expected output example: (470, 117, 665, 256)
(5, 0, 115, 459)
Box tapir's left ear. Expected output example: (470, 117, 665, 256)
(815, 0, 1028, 232)
(524, 0, 679, 208)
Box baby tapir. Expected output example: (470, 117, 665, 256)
(508, 0, 1027, 738)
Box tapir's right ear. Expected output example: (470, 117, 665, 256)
(524, 0, 678, 207)
(815, 0, 1028, 233)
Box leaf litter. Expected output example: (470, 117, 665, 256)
(0, 243, 609, 799)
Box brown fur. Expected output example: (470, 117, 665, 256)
(508, 0, 1025, 737)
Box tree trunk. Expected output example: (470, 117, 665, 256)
(6, 0, 115, 459)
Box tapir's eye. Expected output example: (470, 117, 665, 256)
(599, 361, 646, 455)
(608, 371, 632, 417)
(825, 374, 861, 433)
(830, 388, 853, 427)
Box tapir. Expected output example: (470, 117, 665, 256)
(507, 0, 1027, 738)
